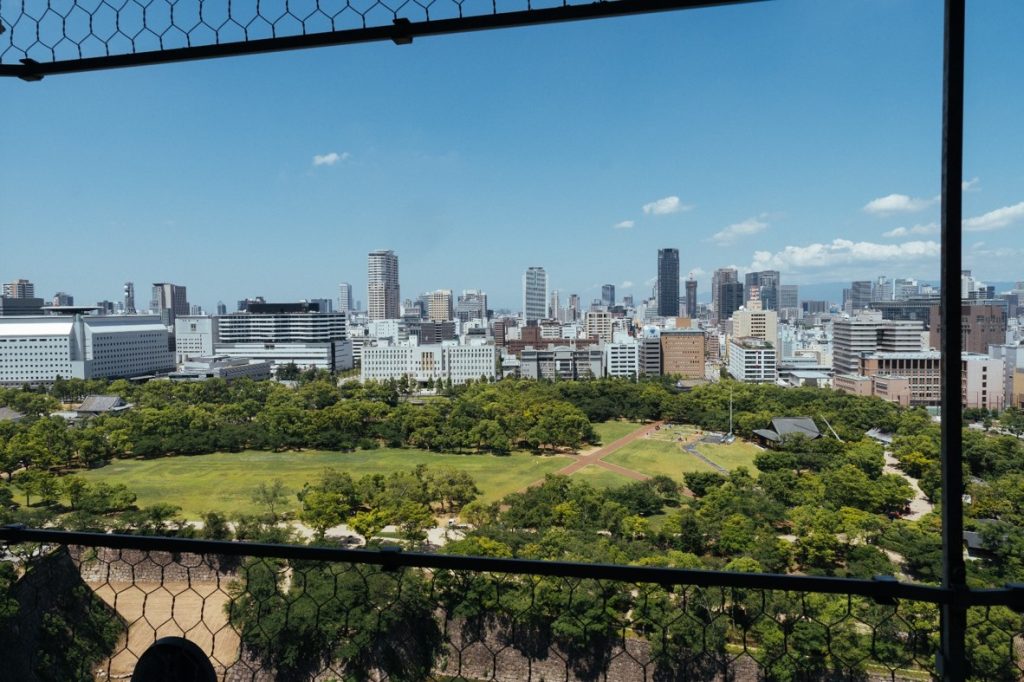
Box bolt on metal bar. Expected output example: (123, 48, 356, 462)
(939, 0, 967, 679)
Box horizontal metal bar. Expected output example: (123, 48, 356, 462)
(1, 0, 767, 79)
(0, 524, 992, 606)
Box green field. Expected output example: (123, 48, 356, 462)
(604, 439, 717, 482)
(695, 440, 762, 472)
(591, 420, 643, 445)
(571, 464, 632, 489)
(79, 449, 570, 517)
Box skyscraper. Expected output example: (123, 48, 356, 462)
(522, 266, 548, 322)
(151, 282, 189, 326)
(685, 278, 698, 318)
(338, 282, 354, 313)
(428, 289, 454, 321)
(3, 279, 35, 298)
(368, 250, 400, 320)
(601, 284, 616, 307)
(780, 284, 799, 309)
(745, 270, 781, 310)
(719, 281, 745, 321)
(657, 249, 679, 317)
(712, 268, 739, 320)
(123, 282, 136, 314)
(851, 281, 873, 310)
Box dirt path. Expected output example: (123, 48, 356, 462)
(883, 450, 933, 520)
(520, 421, 665, 490)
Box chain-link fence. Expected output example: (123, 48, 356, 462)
(1, 532, 1022, 681)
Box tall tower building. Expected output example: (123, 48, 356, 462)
(338, 282, 354, 313)
(150, 283, 188, 326)
(428, 289, 454, 321)
(522, 266, 548, 322)
(850, 281, 873, 310)
(685, 278, 698, 318)
(549, 290, 561, 321)
(657, 249, 680, 317)
(601, 284, 616, 307)
(745, 270, 781, 311)
(712, 268, 740, 321)
(367, 250, 400, 320)
(123, 282, 136, 314)
(3, 279, 35, 298)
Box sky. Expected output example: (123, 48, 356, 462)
(1, 0, 1023, 311)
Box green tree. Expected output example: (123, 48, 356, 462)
(251, 479, 290, 523)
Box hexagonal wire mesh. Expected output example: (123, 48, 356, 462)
(0, 0, 651, 68)
(2, 541, 1022, 681)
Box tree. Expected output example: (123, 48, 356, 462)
(684, 471, 726, 497)
(426, 467, 480, 513)
(16, 468, 61, 506)
(251, 479, 290, 523)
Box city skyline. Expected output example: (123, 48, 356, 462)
(2, 1, 1023, 309)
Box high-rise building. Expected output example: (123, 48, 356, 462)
(657, 249, 680, 317)
(123, 282, 136, 314)
(732, 289, 778, 349)
(51, 292, 74, 306)
(338, 282, 354, 313)
(872, 276, 893, 302)
(216, 301, 227, 316)
(728, 337, 777, 383)
(893, 278, 920, 300)
(660, 328, 705, 379)
(150, 282, 189, 326)
(718, 280, 745, 321)
(712, 268, 739, 320)
(522, 266, 548, 322)
(3, 279, 35, 299)
(368, 250, 400, 320)
(216, 302, 352, 373)
(780, 285, 799, 309)
(745, 270, 780, 310)
(685, 278, 698, 318)
(929, 303, 1008, 355)
(601, 284, 616, 307)
(549, 290, 561, 321)
(455, 290, 488, 322)
(237, 296, 266, 312)
(567, 294, 580, 322)
(832, 311, 924, 375)
(850, 281, 873, 310)
(584, 310, 613, 343)
(428, 289, 454, 321)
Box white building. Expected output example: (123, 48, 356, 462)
(0, 315, 174, 385)
(962, 353, 1004, 411)
(584, 311, 613, 343)
(170, 356, 273, 382)
(728, 337, 777, 383)
(361, 344, 497, 385)
(604, 341, 639, 378)
(174, 315, 218, 363)
(368, 250, 400, 320)
(215, 304, 352, 373)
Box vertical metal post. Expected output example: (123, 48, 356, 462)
(939, 0, 966, 679)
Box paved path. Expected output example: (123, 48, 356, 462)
(883, 450, 933, 520)
(520, 421, 665, 490)
(683, 442, 727, 473)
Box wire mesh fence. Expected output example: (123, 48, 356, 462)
(2, 538, 1022, 681)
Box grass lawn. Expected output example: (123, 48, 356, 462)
(694, 441, 762, 473)
(570, 464, 632, 489)
(604, 439, 717, 482)
(648, 424, 699, 442)
(78, 449, 570, 518)
(591, 420, 644, 445)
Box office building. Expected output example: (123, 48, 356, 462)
(657, 249, 680, 317)
(718, 281, 745, 321)
(832, 312, 924, 375)
(522, 266, 548, 322)
(893, 278, 920, 300)
(456, 290, 488, 322)
(338, 282, 354, 313)
(519, 345, 604, 380)
(745, 270, 780, 311)
(0, 296, 44, 316)
(368, 250, 401, 320)
(962, 354, 1003, 411)
(872, 297, 939, 327)
(728, 337, 777, 383)
(602, 284, 616, 307)
(216, 301, 227, 316)
(660, 328, 706, 379)
(51, 292, 74, 306)
(0, 314, 174, 384)
(989, 344, 1024, 409)
(3, 279, 35, 299)
(604, 341, 640, 379)
(361, 344, 497, 385)
(685, 278, 698, 318)
(174, 316, 218, 363)
(215, 303, 352, 373)
(170, 356, 273, 382)
(802, 300, 828, 315)
(123, 282, 136, 314)
(428, 289, 454, 322)
(639, 337, 662, 376)
(732, 289, 778, 348)
(850, 281, 872, 311)
(151, 282, 189, 326)
(780, 285, 798, 310)
(929, 303, 1008, 355)
(872, 276, 893, 302)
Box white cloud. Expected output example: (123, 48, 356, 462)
(962, 177, 980, 191)
(963, 201, 1024, 232)
(613, 220, 635, 230)
(642, 196, 692, 215)
(622, 280, 634, 288)
(312, 151, 351, 166)
(710, 216, 768, 245)
(882, 222, 938, 238)
(863, 193, 938, 215)
(750, 239, 940, 272)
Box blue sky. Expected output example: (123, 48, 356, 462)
(2, 0, 1022, 311)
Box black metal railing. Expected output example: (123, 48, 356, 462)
(2, 525, 1022, 681)
(0, 0, 764, 79)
